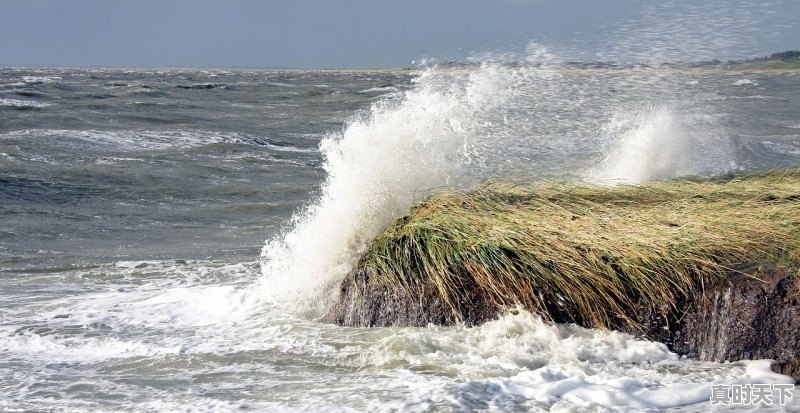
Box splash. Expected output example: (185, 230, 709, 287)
(258, 65, 503, 316)
(590, 105, 736, 184)
(257, 45, 576, 315)
(259, 46, 740, 315)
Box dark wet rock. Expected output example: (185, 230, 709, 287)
(324, 261, 800, 381)
(773, 357, 800, 379)
(627, 262, 800, 381)
(323, 265, 497, 328)
(672, 265, 799, 365)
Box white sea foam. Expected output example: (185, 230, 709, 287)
(0, 129, 311, 153)
(358, 85, 400, 95)
(22, 75, 61, 84)
(1, 129, 218, 150)
(54, 261, 265, 329)
(364, 311, 678, 371)
(734, 78, 758, 86)
(355, 312, 795, 412)
(378, 359, 792, 412)
(0, 331, 182, 364)
(763, 140, 800, 155)
(1, 258, 794, 411)
(0, 98, 51, 108)
(5, 273, 793, 410)
(135, 399, 253, 413)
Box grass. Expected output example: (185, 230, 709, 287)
(362, 169, 800, 331)
(734, 59, 800, 70)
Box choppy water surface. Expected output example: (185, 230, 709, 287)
(1, 63, 799, 412)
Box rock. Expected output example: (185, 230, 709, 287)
(323, 261, 800, 381)
(322, 265, 499, 327)
(676, 265, 798, 358)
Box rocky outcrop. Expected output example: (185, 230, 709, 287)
(323, 265, 497, 328)
(324, 261, 800, 380)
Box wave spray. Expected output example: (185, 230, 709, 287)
(259, 46, 737, 315)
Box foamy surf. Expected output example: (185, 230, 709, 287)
(4, 286, 793, 412)
(358, 312, 794, 412)
(2, 255, 794, 412)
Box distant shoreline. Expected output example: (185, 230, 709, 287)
(1, 51, 798, 73)
(2, 65, 799, 75)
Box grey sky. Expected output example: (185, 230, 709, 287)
(1, 0, 797, 68)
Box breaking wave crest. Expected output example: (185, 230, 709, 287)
(591, 104, 736, 184)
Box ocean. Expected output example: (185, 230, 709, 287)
(1, 58, 799, 412)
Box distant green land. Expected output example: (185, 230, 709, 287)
(734, 50, 800, 69)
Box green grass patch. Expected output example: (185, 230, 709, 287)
(734, 59, 800, 70)
(362, 169, 800, 330)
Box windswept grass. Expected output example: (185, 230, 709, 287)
(362, 169, 800, 331)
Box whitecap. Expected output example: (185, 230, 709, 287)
(733, 78, 758, 86)
(22, 75, 61, 84)
(0, 98, 51, 108)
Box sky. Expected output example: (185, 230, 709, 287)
(0, 0, 797, 68)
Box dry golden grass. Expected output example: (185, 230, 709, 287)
(363, 169, 800, 330)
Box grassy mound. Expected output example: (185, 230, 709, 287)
(362, 169, 800, 331)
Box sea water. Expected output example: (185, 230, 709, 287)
(2, 56, 800, 411)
